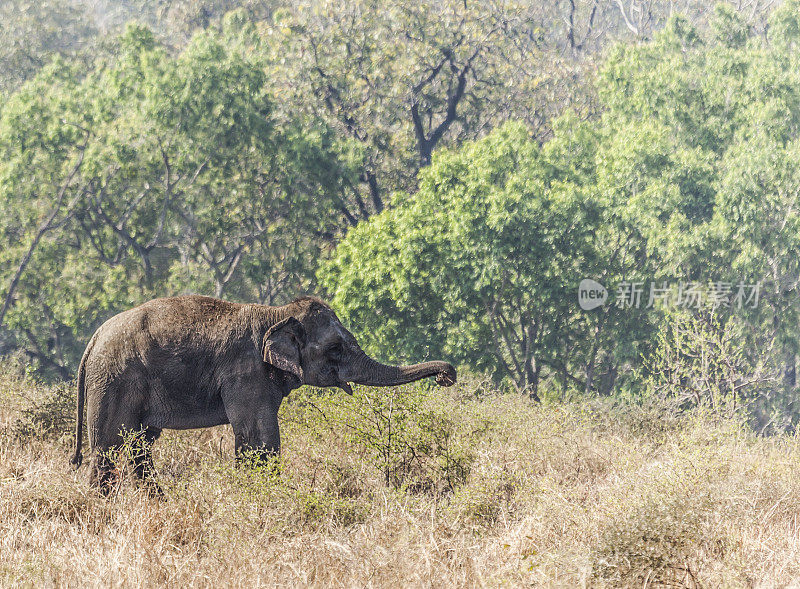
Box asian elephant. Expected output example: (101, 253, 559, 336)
(70, 295, 456, 493)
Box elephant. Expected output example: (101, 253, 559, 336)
(70, 294, 456, 493)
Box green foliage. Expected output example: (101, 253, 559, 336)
(642, 309, 777, 414)
(711, 3, 750, 49)
(0, 22, 358, 376)
(321, 1, 800, 422)
(322, 121, 612, 394)
(285, 385, 484, 493)
(266, 0, 542, 208)
(768, 0, 800, 53)
(0, 0, 97, 97)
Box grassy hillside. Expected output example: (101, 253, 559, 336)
(1, 363, 800, 587)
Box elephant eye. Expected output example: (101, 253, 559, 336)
(326, 343, 343, 360)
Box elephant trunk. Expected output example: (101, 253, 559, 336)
(340, 345, 456, 387)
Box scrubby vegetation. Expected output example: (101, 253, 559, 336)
(3, 363, 800, 586)
(5, 1, 800, 585)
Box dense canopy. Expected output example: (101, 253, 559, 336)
(2, 0, 800, 426)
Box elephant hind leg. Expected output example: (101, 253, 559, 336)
(88, 452, 118, 495)
(89, 426, 162, 496)
(88, 373, 150, 495)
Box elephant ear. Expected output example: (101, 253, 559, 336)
(262, 317, 305, 380)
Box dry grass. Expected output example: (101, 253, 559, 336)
(2, 364, 800, 588)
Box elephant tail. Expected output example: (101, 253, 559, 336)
(70, 333, 96, 469)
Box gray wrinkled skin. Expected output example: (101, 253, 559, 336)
(70, 295, 456, 493)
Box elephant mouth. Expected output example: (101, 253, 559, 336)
(337, 381, 353, 395)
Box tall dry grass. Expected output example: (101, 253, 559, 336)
(2, 362, 800, 587)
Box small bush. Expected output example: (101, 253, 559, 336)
(641, 308, 788, 430)
(12, 380, 74, 442)
(284, 384, 487, 494)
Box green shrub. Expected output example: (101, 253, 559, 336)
(641, 309, 785, 426)
(284, 383, 489, 494)
(12, 380, 74, 441)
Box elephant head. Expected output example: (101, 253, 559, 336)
(262, 297, 456, 394)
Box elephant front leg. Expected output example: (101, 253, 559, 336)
(223, 380, 283, 470)
(131, 426, 163, 496)
(232, 414, 281, 472)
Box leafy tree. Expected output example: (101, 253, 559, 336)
(597, 5, 800, 388)
(322, 122, 615, 397)
(263, 0, 550, 220)
(0, 22, 357, 376)
(322, 4, 800, 405)
(260, 0, 779, 223)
